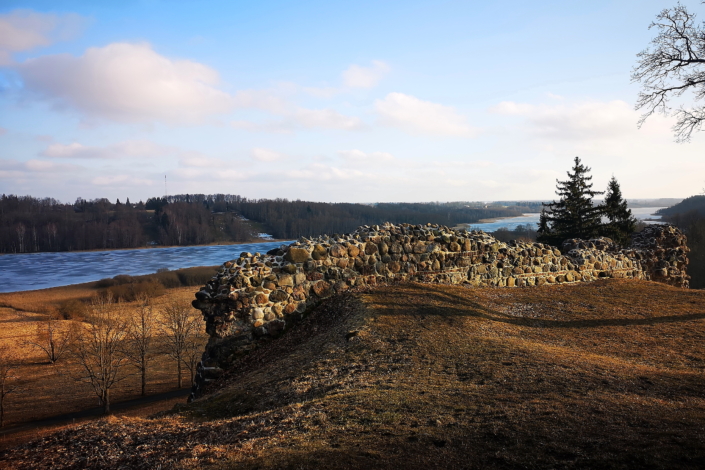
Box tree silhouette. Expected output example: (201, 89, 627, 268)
(602, 176, 637, 246)
(538, 157, 604, 245)
(633, 3, 705, 142)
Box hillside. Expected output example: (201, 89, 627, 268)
(2, 280, 705, 469)
(657, 195, 705, 218)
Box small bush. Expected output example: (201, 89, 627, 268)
(105, 281, 165, 302)
(176, 266, 218, 286)
(94, 278, 117, 288)
(153, 271, 182, 288)
(57, 299, 88, 320)
(113, 274, 135, 285)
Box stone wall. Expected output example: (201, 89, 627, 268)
(190, 223, 689, 399)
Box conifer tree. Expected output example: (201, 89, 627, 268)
(538, 157, 604, 245)
(602, 176, 637, 246)
(537, 208, 553, 241)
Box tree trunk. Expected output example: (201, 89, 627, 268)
(141, 367, 146, 396)
(177, 360, 182, 388)
(103, 388, 110, 414)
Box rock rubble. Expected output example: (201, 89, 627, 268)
(190, 222, 689, 399)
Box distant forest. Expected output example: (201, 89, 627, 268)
(0, 193, 534, 254)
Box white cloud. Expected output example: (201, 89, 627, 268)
(41, 140, 175, 159)
(375, 92, 478, 137)
(252, 148, 288, 162)
(231, 108, 363, 132)
(19, 42, 233, 124)
(4, 159, 78, 173)
(232, 89, 290, 114)
(342, 60, 390, 88)
(302, 86, 339, 99)
(489, 101, 534, 116)
(0, 10, 87, 64)
(178, 154, 226, 168)
(338, 149, 395, 162)
(292, 108, 362, 130)
(489, 99, 671, 140)
(91, 174, 154, 186)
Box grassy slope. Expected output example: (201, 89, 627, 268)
(2, 280, 705, 469)
(0, 283, 208, 430)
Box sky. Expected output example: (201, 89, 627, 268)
(1, 0, 704, 204)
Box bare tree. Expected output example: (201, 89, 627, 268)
(71, 295, 130, 414)
(182, 325, 207, 389)
(633, 2, 705, 142)
(25, 318, 75, 364)
(162, 300, 204, 388)
(0, 346, 21, 427)
(122, 295, 157, 396)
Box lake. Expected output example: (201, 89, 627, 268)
(0, 207, 669, 293)
(0, 241, 288, 293)
(467, 207, 665, 232)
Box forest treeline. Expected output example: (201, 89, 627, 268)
(0, 194, 251, 253)
(0, 193, 531, 253)
(231, 200, 527, 239)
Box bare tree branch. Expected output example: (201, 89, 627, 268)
(633, 3, 705, 142)
(122, 295, 157, 396)
(24, 319, 76, 365)
(0, 346, 21, 427)
(161, 299, 205, 389)
(69, 295, 131, 414)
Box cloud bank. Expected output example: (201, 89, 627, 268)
(0, 9, 87, 64)
(375, 92, 477, 137)
(19, 42, 233, 124)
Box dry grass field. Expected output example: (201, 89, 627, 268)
(0, 280, 208, 434)
(1, 278, 704, 469)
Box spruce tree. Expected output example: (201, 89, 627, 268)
(537, 208, 554, 243)
(602, 176, 636, 246)
(538, 157, 604, 245)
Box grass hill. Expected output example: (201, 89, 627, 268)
(2, 279, 705, 469)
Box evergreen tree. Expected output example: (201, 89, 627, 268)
(537, 208, 554, 242)
(538, 157, 604, 245)
(602, 176, 636, 246)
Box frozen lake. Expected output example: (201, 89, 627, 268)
(467, 207, 666, 232)
(0, 241, 289, 293)
(0, 207, 668, 293)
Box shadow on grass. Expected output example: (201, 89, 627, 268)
(369, 283, 705, 329)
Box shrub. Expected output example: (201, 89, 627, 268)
(176, 266, 218, 286)
(57, 299, 88, 321)
(105, 281, 165, 302)
(153, 271, 182, 288)
(94, 278, 117, 288)
(113, 275, 135, 285)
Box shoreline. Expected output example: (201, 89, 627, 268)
(454, 212, 539, 231)
(0, 238, 290, 257)
(0, 265, 223, 295)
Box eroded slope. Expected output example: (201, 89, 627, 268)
(2, 280, 705, 469)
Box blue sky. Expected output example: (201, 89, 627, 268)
(1, 0, 704, 203)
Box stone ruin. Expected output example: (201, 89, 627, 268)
(189, 223, 689, 399)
